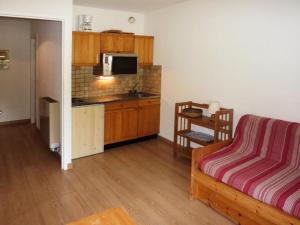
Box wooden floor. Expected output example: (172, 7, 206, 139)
(0, 124, 234, 225)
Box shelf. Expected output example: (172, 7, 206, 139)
(177, 130, 214, 146)
(178, 113, 215, 129)
(178, 113, 231, 130)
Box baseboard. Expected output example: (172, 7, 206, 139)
(67, 163, 73, 170)
(105, 135, 158, 149)
(158, 135, 173, 146)
(0, 119, 30, 126)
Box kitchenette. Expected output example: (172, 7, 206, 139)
(71, 30, 161, 159)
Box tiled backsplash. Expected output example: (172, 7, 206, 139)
(72, 65, 161, 97)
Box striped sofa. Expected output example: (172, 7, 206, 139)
(192, 114, 300, 225)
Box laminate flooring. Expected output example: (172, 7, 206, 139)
(0, 124, 233, 225)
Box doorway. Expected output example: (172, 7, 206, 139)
(0, 16, 63, 166)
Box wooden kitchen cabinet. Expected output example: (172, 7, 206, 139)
(104, 98, 160, 145)
(134, 35, 154, 65)
(138, 99, 160, 136)
(104, 101, 138, 144)
(104, 110, 122, 144)
(121, 108, 139, 140)
(72, 31, 101, 66)
(72, 32, 154, 65)
(101, 33, 135, 53)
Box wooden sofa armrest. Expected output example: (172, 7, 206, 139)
(192, 140, 232, 173)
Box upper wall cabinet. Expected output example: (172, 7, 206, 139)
(72, 32, 100, 66)
(100, 33, 135, 53)
(72, 32, 154, 66)
(134, 36, 154, 65)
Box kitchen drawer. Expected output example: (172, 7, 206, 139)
(138, 98, 160, 107)
(105, 100, 138, 111)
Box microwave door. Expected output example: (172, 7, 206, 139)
(112, 56, 137, 75)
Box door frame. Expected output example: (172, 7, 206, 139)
(30, 37, 37, 124)
(0, 13, 72, 170)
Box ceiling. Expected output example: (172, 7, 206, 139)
(73, 0, 188, 13)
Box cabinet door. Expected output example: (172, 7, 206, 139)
(138, 103, 160, 137)
(101, 33, 134, 53)
(119, 34, 135, 53)
(100, 33, 115, 53)
(144, 37, 154, 65)
(104, 108, 138, 144)
(120, 108, 138, 140)
(134, 36, 154, 65)
(104, 110, 122, 144)
(72, 32, 100, 66)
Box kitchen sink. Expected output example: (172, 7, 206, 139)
(127, 92, 157, 98)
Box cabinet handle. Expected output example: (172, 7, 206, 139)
(96, 54, 99, 64)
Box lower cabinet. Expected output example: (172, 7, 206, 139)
(104, 107, 138, 144)
(138, 99, 160, 136)
(104, 98, 160, 145)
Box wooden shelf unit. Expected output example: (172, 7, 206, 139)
(174, 101, 233, 158)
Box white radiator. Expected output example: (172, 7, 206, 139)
(39, 97, 60, 151)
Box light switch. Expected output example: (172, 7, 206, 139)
(0, 50, 9, 70)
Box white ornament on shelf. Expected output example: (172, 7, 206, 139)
(208, 101, 220, 115)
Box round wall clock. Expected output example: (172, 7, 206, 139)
(128, 17, 136, 24)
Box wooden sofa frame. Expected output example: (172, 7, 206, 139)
(191, 141, 300, 225)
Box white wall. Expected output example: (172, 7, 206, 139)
(73, 5, 144, 34)
(0, 0, 73, 170)
(145, 0, 300, 141)
(31, 20, 62, 128)
(0, 18, 31, 122)
(0, 18, 30, 122)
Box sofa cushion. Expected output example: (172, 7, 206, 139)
(199, 114, 300, 218)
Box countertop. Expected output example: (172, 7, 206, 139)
(72, 93, 160, 107)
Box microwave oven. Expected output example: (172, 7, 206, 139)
(93, 53, 138, 76)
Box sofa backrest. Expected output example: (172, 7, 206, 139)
(234, 115, 300, 166)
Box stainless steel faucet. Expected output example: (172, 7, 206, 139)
(130, 81, 139, 92)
